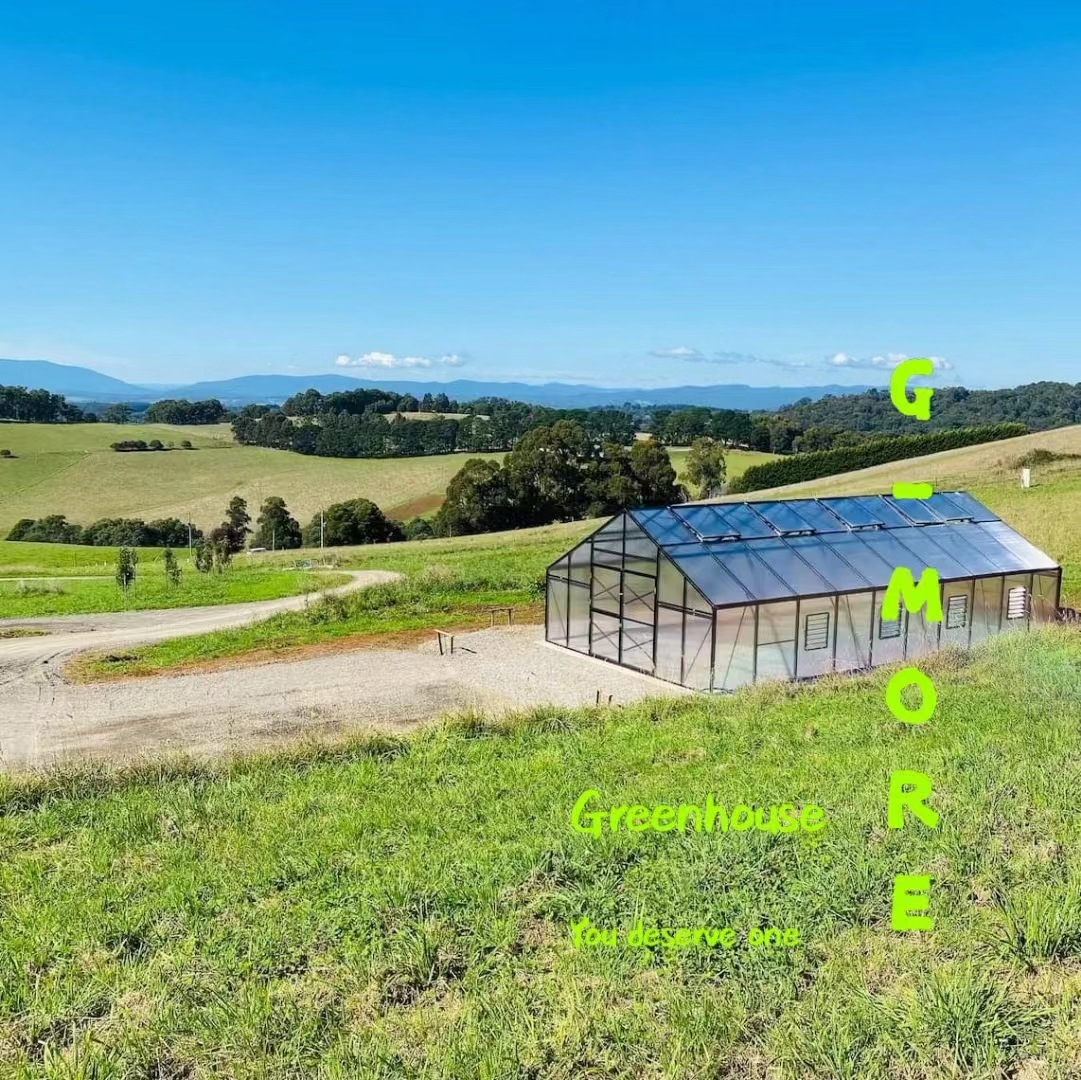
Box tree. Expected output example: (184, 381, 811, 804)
(100, 403, 133, 424)
(302, 498, 404, 547)
(434, 459, 515, 536)
(162, 548, 182, 587)
(210, 496, 251, 554)
(681, 437, 728, 499)
(628, 438, 681, 505)
(252, 496, 302, 550)
(402, 516, 435, 540)
(115, 547, 138, 597)
(193, 539, 214, 574)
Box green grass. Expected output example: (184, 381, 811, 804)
(0, 564, 348, 618)
(0, 422, 503, 535)
(74, 525, 588, 676)
(3, 631, 1081, 1075)
(668, 446, 778, 486)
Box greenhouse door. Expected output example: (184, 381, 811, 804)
(589, 565, 656, 675)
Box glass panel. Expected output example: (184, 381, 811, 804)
(756, 601, 797, 683)
(1002, 574, 1032, 631)
(655, 604, 684, 684)
(702, 543, 796, 602)
(673, 504, 738, 539)
(591, 565, 621, 615)
(781, 500, 849, 534)
(657, 555, 685, 606)
(798, 597, 835, 678)
(977, 521, 1058, 572)
(1032, 571, 1059, 622)
(568, 581, 590, 653)
(590, 611, 620, 662)
(824, 496, 907, 529)
(632, 508, 698, 547)
(622, 571, 655, 624)
(915, 525, 1002, 577)
(851, 531, 937, 579)
(714, 605, 756, 691)
(667, 548, 750, 607)
(546, 576, 568, 645)
(970, 576, 1003, 646)
(623, 554, 656, 579)
(784, 534, 876, 592)
(682, 613, 713, 691)
(871, 590, 905, 667)
(922, 491, 980, 521)
(936, 492, 999, 522)
(711, 503, 777, 539)
(836, 591, 873, 672)
(741, 537, 834, 596)
(883, 496, 946, 524)
(815, 531, 897, 589)
(941, 581, 973, 648)
(948, 523, 1031, 575)
(885, 528, 973, 582)
(753, 501, 821, 534)
(621, 621, 655, 674)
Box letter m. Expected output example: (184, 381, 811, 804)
(882, 567, 942, 624)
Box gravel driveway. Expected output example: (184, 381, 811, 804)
(0, 581, 686, 770)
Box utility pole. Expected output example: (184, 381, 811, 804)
(320, 512, 325, 562)
(187, 521, 193, 553)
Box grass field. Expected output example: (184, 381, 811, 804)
(3, 630, 1081, 1076)
(0, 424, 776, 538)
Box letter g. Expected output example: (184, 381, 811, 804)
(890, 358, 935, 421)
(570, 789, 603, 837)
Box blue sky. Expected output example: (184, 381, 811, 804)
(1, 2, 1080, 389)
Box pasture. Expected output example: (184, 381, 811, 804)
(2, 630, 1081, 1076)
(0, 423, 777, 538)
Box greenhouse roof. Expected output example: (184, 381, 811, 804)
(624, 492, 1059, 607)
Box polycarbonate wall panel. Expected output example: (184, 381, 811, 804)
(621, 620, 655, 674)
(568, 540, 592, 582)
(1001, 573, 1033, 633)
(622, 571, 656, 625)
(940, 579, 974, 649)
(592, 515, 626, 551)
(905, 605, 940, 660)
(655, 604, 685, 684)
(568, 582, 590, 654)
(657, 555, 685, 606)
(683, 613, 714, 691)
(871, 589, 906, 667)
(756, 601, 797, 684)
(714, 605, 756, 691)
(970, 576, 1003, 646)
(546, 577, 568, 645)
(797, 596, 836, 678)
(590, 611, 620, 662)
(592, 565, 621, 615)
(836, 591, 873, 672)
(1032, 571, 1060, 623)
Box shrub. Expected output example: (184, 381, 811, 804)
(180, 440, 193, 449)
(0, 448, 12, 458)
(727, 423, 1029, 494)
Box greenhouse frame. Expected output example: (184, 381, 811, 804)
(544, 492, 1062, 692)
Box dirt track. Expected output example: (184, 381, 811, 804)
(0, 576, 684, 770)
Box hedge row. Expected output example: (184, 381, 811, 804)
(727, 423, 1029, 494)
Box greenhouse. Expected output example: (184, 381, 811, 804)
(544, 492, 1062, 692)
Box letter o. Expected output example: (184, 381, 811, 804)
(886, 667, 937, 725)
(747, 928, 764, 946)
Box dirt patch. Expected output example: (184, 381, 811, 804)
(384, 493, 444, 520)
(0, 628, 49, 639)
(67, 605, 545, 683)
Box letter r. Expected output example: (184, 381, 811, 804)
(888, 770, 939, 830)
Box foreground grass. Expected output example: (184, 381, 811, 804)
(0, 567, 348, 618)
(3, 631, 1081, 1076)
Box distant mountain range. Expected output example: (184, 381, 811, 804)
(0, 357, 873, 412)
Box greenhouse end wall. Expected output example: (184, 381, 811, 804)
(545, 508, 1063, 694)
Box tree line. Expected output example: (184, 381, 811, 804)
(231, 398, 636, 459)
(0, 386, 90, 423)
(7, 516, 198, 547)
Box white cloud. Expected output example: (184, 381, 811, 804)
(827, 352, 953, 372)
(649, 345, 712, 361)
(335, 351, 466, 369)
